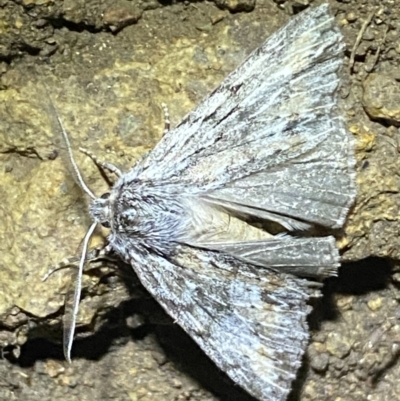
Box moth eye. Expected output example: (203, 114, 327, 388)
(101, 192, 110, 199)
(101, 221, 110, 228)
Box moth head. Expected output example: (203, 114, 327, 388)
(90, 192, 112, 228)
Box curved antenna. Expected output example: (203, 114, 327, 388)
(63, 222, 97, 363)
(44, 84, 96, 200)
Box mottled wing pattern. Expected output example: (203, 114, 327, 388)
(128, 244, 316, 401)
(135, 4, 355, 229)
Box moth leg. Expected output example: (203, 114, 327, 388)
(42, 245, 118, 281)
(79, 147, 122, 178)
(42, 257, 79, 281)
(161, 102, 170, 135)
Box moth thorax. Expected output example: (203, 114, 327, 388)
(90, 193, 111, 227)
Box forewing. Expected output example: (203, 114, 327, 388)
(138, 4, 341, 178)
(128, 244, 317, 401)
(133, 4, 355, 229)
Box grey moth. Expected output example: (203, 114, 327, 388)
(52, 4, 356, 401)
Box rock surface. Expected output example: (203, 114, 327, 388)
(1, 0, 400, 400)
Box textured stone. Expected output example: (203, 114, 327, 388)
(363, 73, 400, 125)
(326, 332, 352, 359)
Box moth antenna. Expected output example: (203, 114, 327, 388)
(44, 84, 96, 200)
(63, 222, 97, 363)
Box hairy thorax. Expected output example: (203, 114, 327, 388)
(91, 176, 273, 259)
(107, 179, 191, 251)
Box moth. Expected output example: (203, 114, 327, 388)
(50, 4, 356, 401)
